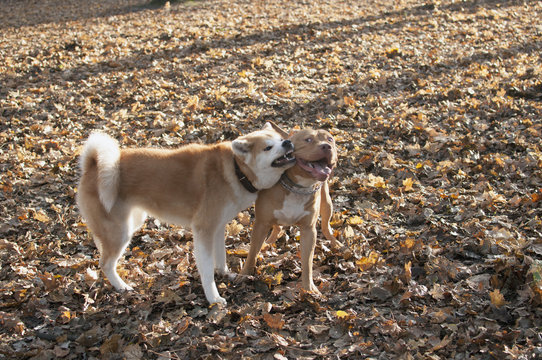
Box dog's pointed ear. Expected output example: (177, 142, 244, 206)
(263, 121, 289, 138)
(232, 138, 252, 158)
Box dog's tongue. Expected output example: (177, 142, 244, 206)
(301, 159, 332, 181)
(314, 161, 332, 176)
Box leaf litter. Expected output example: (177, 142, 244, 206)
(1, 0, 541, 359)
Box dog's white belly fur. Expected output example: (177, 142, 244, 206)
(273, 193, 310, 225)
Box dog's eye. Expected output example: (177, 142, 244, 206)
(305, 138, 313, 143)
(264, 145, 273, 151)
(327, 136, 334, 142)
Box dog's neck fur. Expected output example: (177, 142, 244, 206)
(280, 165, 322, 195)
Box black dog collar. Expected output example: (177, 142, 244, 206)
(234, 158, 258, 193)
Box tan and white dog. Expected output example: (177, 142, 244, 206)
(77, 123, 295, 305)
(241, 126, 342, 294)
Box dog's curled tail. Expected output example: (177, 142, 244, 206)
(79, 132, 120, 213)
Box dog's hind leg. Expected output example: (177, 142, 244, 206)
(98, 228, 133, 291)
(212, 227, 229, 276)
(299, 226, 320, 294)
(96, 209, 135, 291)
(193, 227, 226, 305)
(128, 208, 147, 235)
(265, 225, 283, 246)
(98, 207, 148, 291)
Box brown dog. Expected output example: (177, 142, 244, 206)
(77, 123, 295, 305)
(241, 126, 342, 294)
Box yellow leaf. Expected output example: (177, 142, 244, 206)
(131, 247, 146, 258)
(252, 57, 263, 67)
(335, 310, 349, 319)
(365, 174, 387, 188)
(489, 289, 507, 308)
(33, 210, 50, 223)
(273, 271, 283, 285)
(227, 248, 249, 257)
(386, 48, 400, 57)
(346, 216, 363, 225)
(356, 251, 380, 271)
(329, 212, 344, 227)
(402, 177, 415, 191)
(57, 310, 74, 324)
(400, 237, 417, 253)
(263, 271, 283, 286)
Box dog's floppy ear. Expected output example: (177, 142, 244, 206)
(262, 121, 289, 138)
(232, 138, 252, 157)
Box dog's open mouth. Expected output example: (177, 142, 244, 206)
(297, 158, 333, 181)
(272, 150, 296, 167)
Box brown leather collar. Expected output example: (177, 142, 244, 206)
(234, 158, 258, 193)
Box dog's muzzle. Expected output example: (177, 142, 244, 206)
(282, 139, 293, 151)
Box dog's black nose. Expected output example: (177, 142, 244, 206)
(282, 139, 293, 150)
(321, 143, 331, 151)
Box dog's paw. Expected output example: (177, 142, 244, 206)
(233, 273, 254, 284)
(239, 265, 255, 276)
(111, 280, 134, 292)
(225, 272, 237, 281)
(215, 265, 230, 275)
(330, 239, 344, 249)
(210, 296, 227, 306)
(302, 282, 322, 295)
(216, 267, 237, 282)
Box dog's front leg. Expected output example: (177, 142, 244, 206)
(240, 220, 270, 275)
(193, 228, 226, 305)
(320, 182, 343, 249)
(299, 226, 320, 294)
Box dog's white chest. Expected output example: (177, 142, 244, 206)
(273, 193, 310, 225)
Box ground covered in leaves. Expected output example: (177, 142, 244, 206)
(1, 0, 541, 358)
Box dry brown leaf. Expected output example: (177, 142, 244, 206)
(489, 289, 508, 308)
(263, 313, 285, 330)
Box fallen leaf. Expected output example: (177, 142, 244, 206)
(33, 209, 50, 223)
(357, 251, 381, 271)
(263, 313, 285, 330)
(490, 289, 507, 308)
(402, 177, 415, 191)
